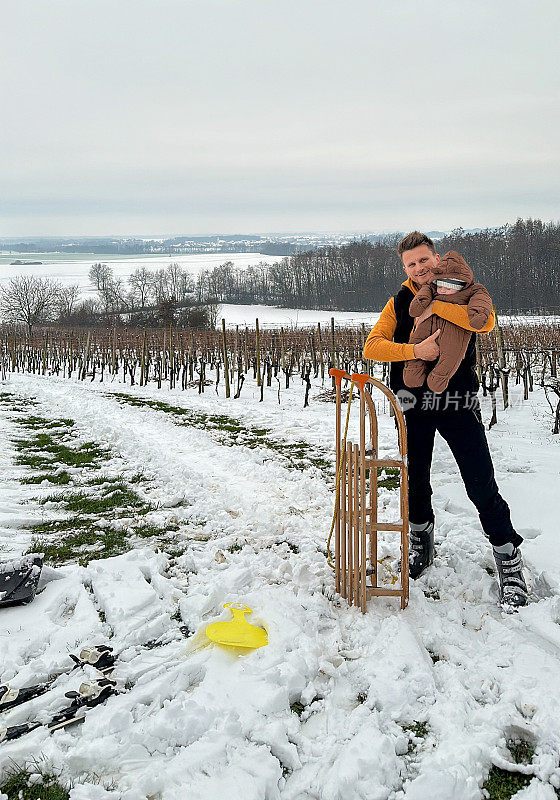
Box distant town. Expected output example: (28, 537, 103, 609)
(0, 230, 461, 256)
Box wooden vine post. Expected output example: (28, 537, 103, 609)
(494, 306, 508, 409)
(42, 331, 48, 376)
(255, 317, 262, 387)
(140, 330, 147, 386)
(81, 331, 91, 381)
(244, 326, 249, 374)
(475, 334, 483, 385)
(317, 322, 325, 382)
(169, 324, 174, 389)
(330, 317, 336, 388)
(222, 318, 231, 398)
(112, 325, 117, 377)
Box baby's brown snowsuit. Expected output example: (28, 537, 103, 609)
(403, 251, 492, 394)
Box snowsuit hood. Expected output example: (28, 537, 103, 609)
(430, 250, 474, 287)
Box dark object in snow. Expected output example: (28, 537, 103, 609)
(0, 554, 44, 608)
(0, 677, 118, 742)
(0, 644, 115, 713)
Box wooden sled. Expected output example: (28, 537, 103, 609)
(329, 369, 409, 611)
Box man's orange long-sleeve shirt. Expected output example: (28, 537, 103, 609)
(363, 277, 495, 363)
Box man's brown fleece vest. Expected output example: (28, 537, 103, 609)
(389, 285, 479, 410)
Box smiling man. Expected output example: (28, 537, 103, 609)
(363, 231, 528, 609)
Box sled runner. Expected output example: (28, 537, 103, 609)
(329, 370, 409, 611)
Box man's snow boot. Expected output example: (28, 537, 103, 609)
(493, 543, 528, 609)
(409, 521, 434, 579)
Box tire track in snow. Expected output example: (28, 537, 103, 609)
(6, 375, 333, 551)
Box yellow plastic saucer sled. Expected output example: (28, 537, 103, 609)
(205, 603, 268, 650)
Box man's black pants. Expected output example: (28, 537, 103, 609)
(404, 407, 523, 548)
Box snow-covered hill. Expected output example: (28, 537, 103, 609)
(0, 370, 559, 799)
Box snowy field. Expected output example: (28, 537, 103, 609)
(1, 368, 560, 799)
(1, 251, 557, 330)
(0, 252, 284, 297)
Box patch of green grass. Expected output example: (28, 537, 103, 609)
(86, 472, 149, 488)
(29, 516, 185, 565)
(85, 475, 114, 486)
(403, 721, 429, 755)
(18, 415, 74, 430)
(364, 466, 400, 490)
(40, 485, 152, 515)
(113, 392, 333, 475)
(404, 721, 429, 739)
(27, 474, 161, 564)
(28, 521, 125, 566)
(135, 523, 179, 538)
(15, 453, 53, 469)
(14, 433, 56, 451)
(0, 393, 38, 411)
(276, 540, 299, 554)
(508, 739, 535, 765)
(14, 432, 108, 469)
(21, 471, 72, 485)
(428, 650, 441, 664)
(378, 467, 400, 490)
(290, 696, 321, 717)
(163, 542, 190, 559)
(1, 768, 69, 800)
(228, 542, 244, 553)
(30, 516, 95, 536)
(4, 393, 196, 567)
(482, 767, 531, 799)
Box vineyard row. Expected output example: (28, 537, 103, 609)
(1, 318, 559, 430)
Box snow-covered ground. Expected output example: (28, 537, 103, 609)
(1, 250, 557, 329)
(219, 304, 382, 328)
(0, 252, 283, 298)
(0, 368, 559, 799)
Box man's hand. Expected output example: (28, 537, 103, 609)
(414, 300, 435, 328)
(413, 329, 440, 360)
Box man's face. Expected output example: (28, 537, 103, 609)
(401, 244, 440, 286)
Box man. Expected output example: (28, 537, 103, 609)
(363, 231, 528, 609)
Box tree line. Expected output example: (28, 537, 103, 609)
(0, 263, 217, 332)
(195, 218, 560, 313)
(1, 218, 558, 332)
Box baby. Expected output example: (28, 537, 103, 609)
(403, 250, 492, 394)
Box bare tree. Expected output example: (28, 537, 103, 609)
(129, 267, 154, 309)
(166, 263, 184, 302)
(106, 277, 127, 314)
(0, 275, 62, 333)
(152, 268, 171, 304)
(88, 263, 126, 316)
(57, 284, 81, 321)
(72, 298, 102, 327)
(88, 263, 113, 293)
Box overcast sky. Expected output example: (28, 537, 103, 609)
(2, 0, 559, 237)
